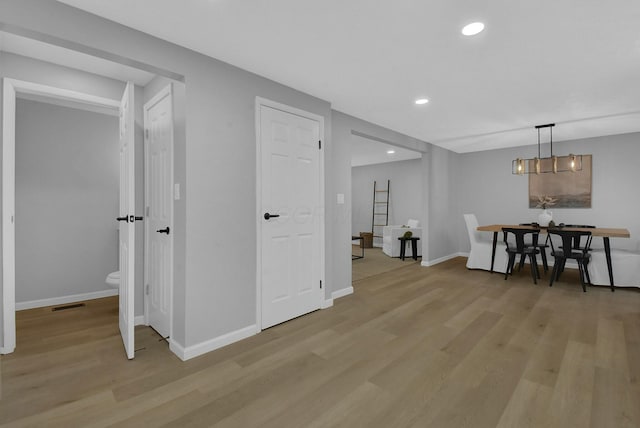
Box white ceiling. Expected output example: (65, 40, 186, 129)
(55, 0, 640, 153)
(351, 135, 421, 167)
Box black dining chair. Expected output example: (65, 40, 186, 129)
(502, 228, 541, 284)
(548, 229, 593, 292)
(562, 225, 595, 253)
(520, 223, 549, 272)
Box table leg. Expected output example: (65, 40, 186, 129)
(490, 232, 498, 273)
(412, 239, 418, 260)
(603, 237, 615, 292)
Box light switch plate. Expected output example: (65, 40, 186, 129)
(337, 193, 345, 204)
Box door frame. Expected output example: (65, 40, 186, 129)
(143, 83, 174, 339)
(1, 78, 120, 354)
(254, 97, 325, 331)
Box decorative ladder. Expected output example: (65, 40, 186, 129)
(371, 180, 390, 241)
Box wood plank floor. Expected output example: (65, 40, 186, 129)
(1, 257, 639, 427)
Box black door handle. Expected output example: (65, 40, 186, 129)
(134, 216, 143, 221)
(116, 216, 129, 222)
(156, 227, 170, 234)
(264, 213, 280, 220)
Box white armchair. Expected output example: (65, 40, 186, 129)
(383, 219, 422, 257)
(464, 213, 508, 273)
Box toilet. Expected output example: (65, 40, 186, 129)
(105, 271, 120, 289)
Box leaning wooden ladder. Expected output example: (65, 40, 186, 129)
(371, 180, 390, 243)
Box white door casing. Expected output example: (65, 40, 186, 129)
(256, 99, 324, 329)
(144, 84, 174, 339)
(1, 78, 119, 355)
(119, 82, 136, 359)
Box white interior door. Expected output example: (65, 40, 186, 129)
(260, 104, 323, 329)
(144, 85, 173, 339)
(119, 82, 136, 359)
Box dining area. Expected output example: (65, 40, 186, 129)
(464, 214, 638, 292)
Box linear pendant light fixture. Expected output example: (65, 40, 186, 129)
(512, 123, 582, 175)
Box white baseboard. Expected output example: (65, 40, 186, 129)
(332, 286, 354, 299)
(421, 252, 465, 267)
(171, 324, 258, 361)
(135, 315, 146, 326)
(321, 298, 334, 309)
(16, 289, 119, 311)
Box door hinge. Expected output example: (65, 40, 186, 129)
(320, 280, 323, 289)
(145, 129, 149, 139)
(145, 284, 150, 295)
(318, 140, 322, 150)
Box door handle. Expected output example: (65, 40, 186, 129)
(116, 216, 129, 222)
(264, 213, 280, 220)
(134, 216, 143, 221)
(156, 227, 170, 234)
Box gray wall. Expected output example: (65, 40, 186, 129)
(352, 159, 423, 243)
(1, 0, 332, 349)
(456, 132, 640, 253)
(15, 98, 118, 302)
(0, 52, 146, 316)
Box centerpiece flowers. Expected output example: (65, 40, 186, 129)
(536, 195, 557, 227)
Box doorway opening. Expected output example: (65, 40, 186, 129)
(350, 131, 424, 283)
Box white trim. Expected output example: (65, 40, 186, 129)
(332, 286, 354, 300)
(321, 299, 334, 309)
(135, 315, 146, 326)
(15, 289, 119, 311)
(170, 325, 258, 361)
(143, 84, 174, 341)
(2, 79, 17, 354)
(255, 97, 326, 331)
(421, 252, 465, 267)
(1, 78, 121, 354)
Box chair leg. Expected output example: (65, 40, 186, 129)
(505, 253, 515, 280)
(583, 259, 592, 286)
(532, 253, 540, 279)
(518, 254, 526, 272)
(549, 259, 559, 287)
(529, 254, 537, 284)
(578, 261, 587, 292)
(539, 249, 548, 272)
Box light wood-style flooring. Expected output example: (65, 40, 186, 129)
(1, 258, 639, 427)
(352, 246, 420, 281)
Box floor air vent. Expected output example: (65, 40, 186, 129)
(52, 303, 86, 311)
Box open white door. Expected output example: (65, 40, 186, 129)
(119, 82, 136, 359)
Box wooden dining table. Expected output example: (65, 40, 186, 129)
(477, 224, 631, 291)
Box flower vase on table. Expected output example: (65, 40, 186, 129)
(536, 195, 557, 227)
(538, 209, 553, 227)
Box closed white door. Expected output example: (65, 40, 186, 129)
(144, 85, 173, 339)
(260, 104, 323, 329)
(119, 82, 135, 359)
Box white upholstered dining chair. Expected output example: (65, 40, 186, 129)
(464, 213, 508, 273)
(588, 249, 640, 288)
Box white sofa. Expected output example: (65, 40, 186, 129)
(382, 219, 422, 258)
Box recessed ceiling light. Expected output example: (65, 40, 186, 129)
(462, 22, 485, 36)
(387, 150, 396, 154)
(415, 98, 429, 105)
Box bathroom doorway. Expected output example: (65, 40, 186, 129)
(2, 78, 136, 357)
